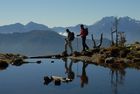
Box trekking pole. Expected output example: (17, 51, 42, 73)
(76, 37, 79, 51)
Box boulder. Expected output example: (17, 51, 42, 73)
(0, 61, 9, 70)
(105, 57, 115, 64)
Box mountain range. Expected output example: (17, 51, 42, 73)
(52, 16, 140, 43)
(0, 21, 49, 33)
(0, 30, 65, 56)
(0, 16, 139, 43)
(0, 30, 110, 56)
(0, 16, 139, 56)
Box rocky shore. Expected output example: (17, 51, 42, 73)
(0, 43, 140, 69)
(0, 53, 27, 70)
(67, 43, 140, 70)
(25, 42, 140, 70)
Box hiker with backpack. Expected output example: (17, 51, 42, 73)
(77, 24, 89, 51)
(65, 29, 75, 54)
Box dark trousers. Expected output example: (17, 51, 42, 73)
(82, 36, 89, 51)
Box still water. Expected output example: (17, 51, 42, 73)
(0, 58, 140, 94)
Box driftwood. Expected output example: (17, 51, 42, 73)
(91, 33, 103, 48)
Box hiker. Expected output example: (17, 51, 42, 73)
(65, 29, 74, 54)
(77, 24, 89, 51)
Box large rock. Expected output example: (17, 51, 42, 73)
(105, 57, 115, 64)
(0, 61, 9, 70)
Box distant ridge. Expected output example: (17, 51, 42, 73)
(0, 29, 110, 56)
(52, 16, 140, 43)
(0, 30, 65, 56)
(0, 16, 140, 42)
(0, 21, 49, 33)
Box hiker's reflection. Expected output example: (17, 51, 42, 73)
(110, 68, 126, 94)
(77, 62, 88, 88)
(44, 59, 75, 86)
(64, 58, 75, 81)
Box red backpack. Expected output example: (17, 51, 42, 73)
(83, 28, 88, 36)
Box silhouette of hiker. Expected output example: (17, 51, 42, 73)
(65, 29, 74, 54)
(44, 59, 75, 86)
(77, 24, 89, 51)
(77, 62, 88, 88)
(64, 59, 75, 81)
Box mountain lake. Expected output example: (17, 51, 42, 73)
(0, 58, 140, 94)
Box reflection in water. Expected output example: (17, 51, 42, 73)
(110, 67, 126, 94)
(43, 58, 127, 92)
(44, 58, 75, 86)
(63, 58, 75, 81)
(0, 57, 127, 93)
(1, 58, 140, 94)
(77, 62, 89, 88)
(12, 60, 42, 66)
(43, 58, 89, 88)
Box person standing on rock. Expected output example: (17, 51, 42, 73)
(77, 24, 89, 51)
(65, 29, 75, 54)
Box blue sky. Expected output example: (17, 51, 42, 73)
(0, 0, 139, 27)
